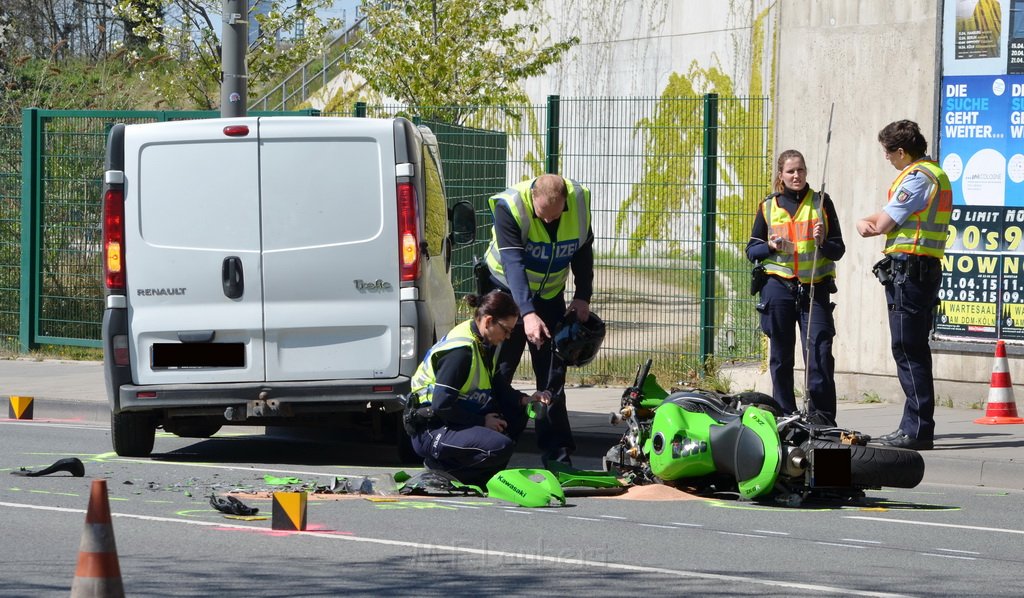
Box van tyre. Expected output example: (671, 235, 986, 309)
(111, 411, 156, 457)
(803, 438, 925, 489)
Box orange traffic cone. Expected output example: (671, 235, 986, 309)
(975, 340, 1024, 425)
(70, 479, 125, 597)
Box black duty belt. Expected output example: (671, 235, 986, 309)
(891, 254, 940, 276)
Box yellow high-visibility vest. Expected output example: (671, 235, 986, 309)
(761, 189, 835, 283)
(484, 177, 591, 299)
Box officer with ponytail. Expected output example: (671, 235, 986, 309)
(747, 149, 846, 424)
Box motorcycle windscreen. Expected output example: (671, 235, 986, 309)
(257, 118, 400, 381)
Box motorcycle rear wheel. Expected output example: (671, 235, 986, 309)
(803, 438, 925, 489)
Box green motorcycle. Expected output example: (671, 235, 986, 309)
(604, 360, 926, 505)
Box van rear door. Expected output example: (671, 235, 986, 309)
(257, 117, 401, 381)
(125, 118, 266, 385)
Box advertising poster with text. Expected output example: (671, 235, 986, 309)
(998, 206, 1024, 339)
(941, 2, 1024, 343)
(935, 206, 1003, 339)
(939, 74, 1024, 207)
(944, 0, 1011, 75)
(1010, 1, 1024, 73)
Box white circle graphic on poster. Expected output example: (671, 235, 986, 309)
(1009, 154, 1024, 184)
(943, 153, 964, 181)
(992, 78, 1006, 96)
(961, 149, 1006, 205)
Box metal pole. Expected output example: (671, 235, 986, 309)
(699, 93, 719, 370)
(220, 0, 248, 117)
(546, 95, 560, 174)
(19, 108, 40, 352)
(801, 102, 834, 415)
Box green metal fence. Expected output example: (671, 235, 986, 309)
(349, 96, 772, 382)
(2, 97, 771, 383)
(0, 124, 20, 352)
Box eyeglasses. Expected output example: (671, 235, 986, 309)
(494, 318, 514, 336)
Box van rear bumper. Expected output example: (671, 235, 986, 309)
(115, 378, 409, 417)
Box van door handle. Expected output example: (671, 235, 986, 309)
(222, 256, 244, 299)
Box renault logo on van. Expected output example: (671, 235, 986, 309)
(354, 279, 393, 292)
(137, 287, 186, 296)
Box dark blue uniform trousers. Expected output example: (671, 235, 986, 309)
(495, 293, 575, 466)
(412, 416, 520, 486)
(757, 276, 837, 421)
(885, 264, 942, 442)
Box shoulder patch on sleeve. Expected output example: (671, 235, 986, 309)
(896, 189, 911, 203)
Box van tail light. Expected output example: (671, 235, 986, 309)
(103, 188, 125, 291)
(397, 182, 420, 281)
(112, 334, 130, 365)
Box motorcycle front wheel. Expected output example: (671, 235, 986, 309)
(802, 439, 925, 489)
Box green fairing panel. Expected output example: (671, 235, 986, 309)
(645, 403, 718, 480)
(736, 407, 782, 499)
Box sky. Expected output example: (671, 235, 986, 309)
(317, 0, 361, 25)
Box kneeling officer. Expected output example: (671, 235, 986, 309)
(404, 291, 546, 486)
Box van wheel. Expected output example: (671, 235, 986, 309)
(397, 430, 420, 464)
(163, 419, 222, 438)
(111, 411, 156, 457)
(388, 412, 421, 464)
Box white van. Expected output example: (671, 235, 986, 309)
(101, 116, 475, 457)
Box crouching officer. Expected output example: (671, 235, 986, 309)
(746, 149, 845, 424)
(404, 291, 546, 486)
(857, 120, 951, 451)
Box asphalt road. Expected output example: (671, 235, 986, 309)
(2, 419, 1023, 597)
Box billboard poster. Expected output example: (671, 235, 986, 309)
(1010, 1, 1024, 73)
(939, 74, 1024, 208)
(997, 207, 1024, 339)
(935, 206, 1003, 339)
(944, 0, 1011, 75)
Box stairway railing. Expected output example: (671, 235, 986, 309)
(248, 16, 368, 112)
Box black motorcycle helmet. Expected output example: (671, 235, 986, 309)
(552, 310, 606, 367)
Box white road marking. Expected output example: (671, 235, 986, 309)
(668, 522, 703, 527)
(754, 529, 789, 535)
(846, 516, 1024, 535)
(919, 553, 976, 561)
(815, 541, 865, 549)
(599, 515, 627, 520)
(936, 548, 981, 555)
(0, 500, 915, 597)
(841, 539, 882, 544)
(719, 531, 768, 539)
(567, 516, 601, 522)
(639, 523, 676, 529)
(0, 421, 103, 431)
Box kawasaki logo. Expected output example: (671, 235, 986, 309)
(136, 287, 186, 296)
(354, 279, 393, 292)
(496, 474, 526, 497)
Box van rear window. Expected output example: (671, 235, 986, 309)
(152, 343, 245, 368)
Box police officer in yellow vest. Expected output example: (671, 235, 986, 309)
(857, 120, 952, 451)
(747, 149, 846, 424)
(406, 291, 545, 485)
(484, 174, 594, 467)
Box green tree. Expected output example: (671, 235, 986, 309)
(112, 0, 342, 109)
(349, 0, 578, 124)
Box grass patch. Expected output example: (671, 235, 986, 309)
(860, 391, 882, 404)
(0, 344, 103, 361)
